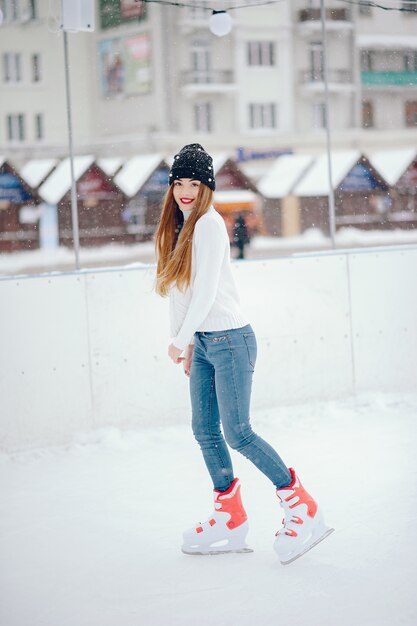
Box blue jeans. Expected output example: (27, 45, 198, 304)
(190, 324, 292, 492)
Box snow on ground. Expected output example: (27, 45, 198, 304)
(0, 241, 155, 275)
(251, 227, 417, 252)
(1, 392, 416, 626)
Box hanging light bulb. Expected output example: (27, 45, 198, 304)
(209, 10, 233, 37)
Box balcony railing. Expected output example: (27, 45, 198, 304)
(298, 7, 351, 22)
(300, 69, 353, 84)
(362, 71, 417, 86)
(181, 70, 235, 86)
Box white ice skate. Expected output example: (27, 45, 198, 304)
(182, 478, 253, 555)
(274, 468, 334, 565)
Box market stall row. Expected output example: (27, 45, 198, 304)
(0, 149, 416, 253)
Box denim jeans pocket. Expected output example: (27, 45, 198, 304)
(243, 333, 257, 370)
(201, 331, 228, 342)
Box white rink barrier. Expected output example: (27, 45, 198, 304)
(1, 245, 417, 451)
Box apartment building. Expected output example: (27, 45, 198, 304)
(0, 0, 96, 157)
(356, 1, 417, 130)
(0, 0, 417, 162)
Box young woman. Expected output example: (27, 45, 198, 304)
(155, 144, 333, 564)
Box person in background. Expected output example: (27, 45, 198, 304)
(154, 143, 334, 564)
(233, 212, 250, 259)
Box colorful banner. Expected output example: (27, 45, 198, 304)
(100, 0, 147, 30)
(339, 163, 384, 192)
(399, 161, 417, 187)
(98, 33, 151, 97)
(142, 166, 169, 193)
(236, 148, 292, 162)
(0, 172, 32, 203)
(77, 168, 118, 200)
(121, 0, 146, 19)
(362, 71, 417, 87)
(124, 34, 151, 95)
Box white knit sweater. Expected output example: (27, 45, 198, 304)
(170, 206, 249, 351)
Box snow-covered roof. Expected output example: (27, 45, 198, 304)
(293, 150, 361, 197)
(212, 154, 230, 174)
(213, 189, 257, 203)
(38, 155, 95, 205)
(239, 161, 270, 182)
(258, 155, 314, 199)
(367, 149, 417, 186)
(357, 35, 417, 50)
(96, 157, 125, 177)
(20, 159, 58, 189)
(114, 154, 165, 198)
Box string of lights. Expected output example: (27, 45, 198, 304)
(342, 0, 417, 12)
(137, 0, 417, 37)
(138, 0, 417, 13)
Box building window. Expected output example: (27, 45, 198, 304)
(405, 101, 417, 126)
(35, 113, 43, 140)
(312, 102, 326, 129)
(31, 53, 41, 82)
(28, 0, 36, 19)
(6, 113, 25, 141)
(249, 103, 277, 129)
(2, 52, 22, 82)
(404, 50, 417, 71)
(194, 102, 212, 133)
(247, 42, 276, 67)
(0, 0, 11, 22)
(309, 42, 324, 81)
(1, 1, 37, 22)
(191, 40, 210, 83)
(360, 50, 373, 72)
(0, 0, 19, 21)
(362, 100, 374, 128)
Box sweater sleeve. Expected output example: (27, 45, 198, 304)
(173, 218, 226, 351)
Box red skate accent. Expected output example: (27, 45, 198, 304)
(214, 477, 240, 497)
(285, 528, 298, 537)
(281, 468, 318, 519)
(214, 478, 248, 530)
(209, 518, 216, 526)
(196, 526, 203, 533)
(291, 516, 304, 524)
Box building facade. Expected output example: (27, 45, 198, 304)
(1, 0, 417, 163)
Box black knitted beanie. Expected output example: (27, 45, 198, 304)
(169, 143, 216, 191)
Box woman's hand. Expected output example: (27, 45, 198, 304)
(168, 343, 183, 364)
(182, 344, 194, 377)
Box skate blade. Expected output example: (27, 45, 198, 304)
(279, 527, 335, 565)
(182, 547, 253, 556)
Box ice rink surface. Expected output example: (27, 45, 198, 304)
(1, 392, 416, 626)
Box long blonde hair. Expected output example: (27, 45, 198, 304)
(155, 183, 213, 296)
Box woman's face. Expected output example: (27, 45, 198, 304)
(172, 178, 201, 211)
